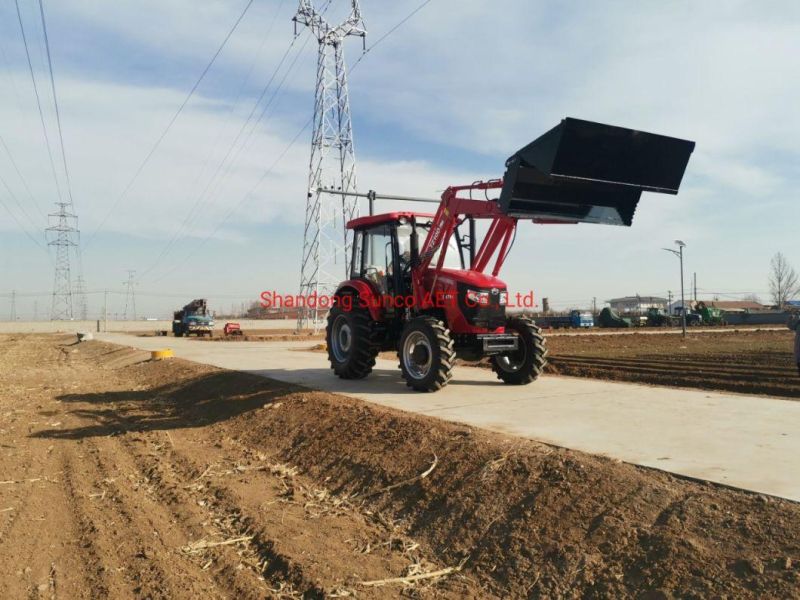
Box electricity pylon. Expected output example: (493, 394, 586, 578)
(123, 270, 137, 321)
(293, 0, 366, 330)
(47, 202, 78, 320)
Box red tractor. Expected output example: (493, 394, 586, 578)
(326, 118, 695, 391)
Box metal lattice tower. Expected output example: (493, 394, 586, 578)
(123, 270, 137, 321)
(293, 0, 366, 330)
(73, 243, 88, 321)
(74, 274, 88, 320)
(46, 202, 78, 320)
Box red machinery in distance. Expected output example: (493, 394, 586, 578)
(325, 118, 695, 391)
(223, 322, 243, 336)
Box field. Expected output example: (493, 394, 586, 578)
(545, 329, 798, 398)
(1, 333, 799, 599)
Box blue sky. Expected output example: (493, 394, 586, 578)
(0, 0, 798, 319)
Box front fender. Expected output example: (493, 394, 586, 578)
(335, 279, 383, 321)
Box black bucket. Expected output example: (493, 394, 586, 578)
(498, 118, 695, 226)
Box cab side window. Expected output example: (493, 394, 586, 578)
(355, 224, 393, 293)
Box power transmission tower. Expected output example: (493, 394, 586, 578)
(293, 0, 366, 330)
(74, 274, 88, 320)
(123, 270, 137, 321)
(46, 202, 78, 320)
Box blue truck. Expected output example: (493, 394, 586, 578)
(172, 299, 215, 337)
(536, 310, 594, 329)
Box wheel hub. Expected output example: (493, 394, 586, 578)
(496, 335, 526, 372)
(330, 316, 352, 363)
(403, 331, 433, 380)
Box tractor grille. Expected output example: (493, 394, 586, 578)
(457, 283, 506, 330)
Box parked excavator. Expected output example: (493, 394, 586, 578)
(325, 118, 695, 391)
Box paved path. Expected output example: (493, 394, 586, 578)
(99, 333, 800, 502)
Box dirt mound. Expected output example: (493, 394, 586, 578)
(4, 334, 799, 598)
(227, 391, 800, 599)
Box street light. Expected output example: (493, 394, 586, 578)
(663, 240, 687, 337)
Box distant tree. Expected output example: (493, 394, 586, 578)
(768, 252, 800, 307)
(742, 293, 762, 304)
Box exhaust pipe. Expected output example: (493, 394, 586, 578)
(499, 118, 695, 226)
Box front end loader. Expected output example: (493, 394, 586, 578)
(326, 118, 695, 391)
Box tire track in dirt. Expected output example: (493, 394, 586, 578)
(115, 435, 299, 599)
(60, 451, 113, 599)
(78, 436, 228, 599)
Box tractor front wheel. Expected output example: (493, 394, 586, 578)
(398, 317, 455, 392)
(326, 303, 380, 379)
(491, 317, 548, 385)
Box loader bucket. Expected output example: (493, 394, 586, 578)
(498, 118, 695, 226)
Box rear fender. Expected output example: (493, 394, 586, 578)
(335, 279, 383, 321)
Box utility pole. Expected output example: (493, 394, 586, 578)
(693, 272, 697, 303)
(103, 289, 108, 332)
(10, 290, 16, 321)
(293, 0, 366, 331)
(663, 241, 687, 337)
(123, 271, 137, 321)
(592, 296, 597, 314)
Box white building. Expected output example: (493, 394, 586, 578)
(606, 296, 668, 314)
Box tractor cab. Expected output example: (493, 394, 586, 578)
(347, 211, 462, 301)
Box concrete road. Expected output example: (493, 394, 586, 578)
(99, 333, 800, 502)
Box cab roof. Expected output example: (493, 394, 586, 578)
(346, 212, 435, 230)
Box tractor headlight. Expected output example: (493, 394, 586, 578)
(466, 289, 490, 307)
(499, 291, 508, 306)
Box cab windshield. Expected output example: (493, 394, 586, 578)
(408, 221, 463, 270)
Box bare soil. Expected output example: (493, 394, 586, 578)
(544, 329, 799, 398)
(373, 329, 799, 398)
(2, 334, 799, 599)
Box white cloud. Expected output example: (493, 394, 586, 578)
(2, 0, 799, 316)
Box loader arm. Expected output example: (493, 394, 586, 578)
(413, 180, 524, 309)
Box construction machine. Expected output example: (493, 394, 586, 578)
(325, 118, 695, 391)
(693, 301, 727, 326)
(173, 299, 214, 337)
(597, 307, 633, 328)
(646, 307, 679, 327)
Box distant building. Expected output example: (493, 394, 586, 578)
(606, 296, 668, 314)
(707, 300, 765, 312)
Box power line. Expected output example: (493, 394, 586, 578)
(0, 134, 47, 221)
(14, 0, 64, 204)
(149, 31, 312, 269)
(350, 0, 433, 72)
(84, 0, 256, 249)
(139, 1, 340, 282)
(0, 186, 50, 255)
(138, 1, 339, 281)
(0, 163, 42, 234)
(37, 0, 75, 209)
(138, 9, 308, 279)
(148, 0, 435, 284)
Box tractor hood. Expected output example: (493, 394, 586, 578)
(429, 268, 506, 290)
(498, 118, 695, 226)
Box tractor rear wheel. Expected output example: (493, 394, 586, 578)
(398, 317, 455, 392)
(491, 317, 548, 384)
(326, 303, 380, 379)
